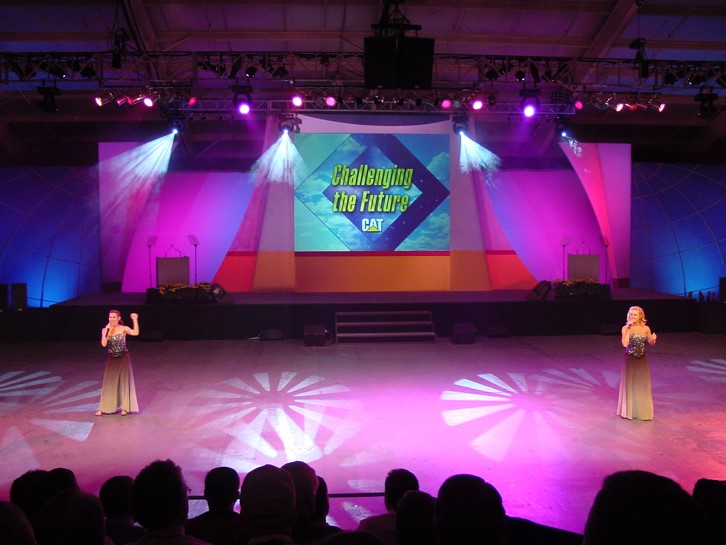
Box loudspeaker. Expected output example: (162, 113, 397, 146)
(11, 283, 27, 311)
(720, 277, 726, 303)
(211, 283, 228, 302)
(525, 280, 551, 301)
(0, 283, 8, 310)
(364, 36, 435, 89)
(486, 326, 510, 338)
(451, 323, 476, 344)
(260, 329, 284, 341)
(304, 324, 327, 347)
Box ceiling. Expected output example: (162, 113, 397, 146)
(1, 0, 725, 170)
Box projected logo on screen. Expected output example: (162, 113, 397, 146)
(295, 133, 450, 252)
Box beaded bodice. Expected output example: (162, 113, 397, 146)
(625, 333, 647, 359)
(107, 333, 128, 358)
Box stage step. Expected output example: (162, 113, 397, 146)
(335, 310, 436, 343)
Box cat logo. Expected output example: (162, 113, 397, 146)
(362, 218, 383, 232)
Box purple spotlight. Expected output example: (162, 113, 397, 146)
(238, 102, 251, 115)
(291, 94, 304, 107)
(523, 103, 536, 118)
(325, 95, 337, 107)
(470, 98, 484, 110)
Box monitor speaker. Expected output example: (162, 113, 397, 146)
(304, 324, 327, 347)
(364, 36, 435, 89)
(451, 323, 476, 344)
(11, 283, 27, 311)
(0, 283, 7, 310)
(525, 280, 551, 301)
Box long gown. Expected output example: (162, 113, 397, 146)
(98, 333, 140, 414)
(616, 332, 653, 420)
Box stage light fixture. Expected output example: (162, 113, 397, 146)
(46, 63, 67, 79)
(94, 93, 113, 107)
(520, 89, 540, 118)
(440, 98, 453, 110)
(37, 85, 60, 113)
(487, 94, 497, 106)
(232, 86, 253, 115)
(245, 66, 257, 78)
(515, 69, 526, 82)
(695, 86, 719, 118)
(470, 97, 484, 111)
(142, 93, 159, 107)
(291, 94, 304, 107)
(324, 95, 337, 107)
(573, 98, 584, 110)
(484, 67, 499, 81)
(554, 115, 570, 139)
(279, 113, 301, 134)
(452, 115, 468, 135)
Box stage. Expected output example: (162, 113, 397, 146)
(1, 331, 725, 536)
(2, 287, 720, 343)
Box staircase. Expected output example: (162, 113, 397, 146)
(334, 310, 436, 343)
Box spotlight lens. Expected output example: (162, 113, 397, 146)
(291, 95, 304, 107)
(238, 102, 251, 115)
(325, 96, 337, 107)
(172, 128, 179, 135)
(523, 104, 536, 118)
(658, 103, 666, 112)
(471, 99, 484, 110)
(440, 99, 452, 109)
(143, 97, 154, 107)
(615, 103, 624, 112)
(94, 96, 104, 107)
(574, 99, 584, 110)
(188, 96, 198, 107)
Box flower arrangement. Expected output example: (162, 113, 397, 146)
(551, 278, 601, 300)
(157, 282, 214, 302)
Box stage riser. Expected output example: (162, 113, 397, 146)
(0, 299, 705, 342)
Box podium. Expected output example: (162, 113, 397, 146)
(156, 257, 190, 286)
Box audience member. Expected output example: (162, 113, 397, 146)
(435, 474, 507, 545)
(584, 469, 717, 545)
(99, 475, 146, 545)
(395, 490, 436, 545)
(31, 488, 110, 545)
(27, 467, 79, 519)
(236, 464, 297, 545)
(693, 478, 726, 545)
(310, 476, 342, 539)
(10, 469, 48, 519)
(130, 459, 211, 544)
(185, 466, 245, 545)
(356, 468, 419, 545)
(282, 461, 341, 544)
(0, 500, 37, 545)
(318, 532, 384, 545)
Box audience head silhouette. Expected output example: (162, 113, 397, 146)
(282, 460, 319, 523)
(434, 474, 507, 545)
(240, 464, 296, 538)
(203, 466, 240, 511)
(584, 469, 718, 545)
(384, 469, 419, 513)
(131, 459, 190, 531)
(396, 490, 436, 545)
(0, 500, 37, 545)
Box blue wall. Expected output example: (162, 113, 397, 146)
(0, 162, 724, 307)
(0, 166, 101, 307)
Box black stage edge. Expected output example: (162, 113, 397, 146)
(2, 288, 722, 343)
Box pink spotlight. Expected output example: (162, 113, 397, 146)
(470, 98, 484, 110)
(574, 99, 584, 110)
(238, 102, 251, 115)
(188, 96, 198, 107)
(142, 96, 156, 107)
(440, 98, 452, 109)
(325, 95, 337, 107)
(291, 95, 304, 107)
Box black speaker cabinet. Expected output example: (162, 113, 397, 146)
(451, 323, 476, 344)
(211, 283, 228, 302)
(11, 283, 27, 311)
(304, 324, 327, 347)
(364, 36, 435, 89)
(0, 283, 8, 310)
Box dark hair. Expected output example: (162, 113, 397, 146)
(99, 475, 134, 519)
(131, 459, 189, 530)
(204, 467, 240, 508)
(384, 469, 419, 512)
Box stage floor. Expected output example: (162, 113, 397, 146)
(1, 332, 725, 535)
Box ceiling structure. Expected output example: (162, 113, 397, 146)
(1, 0, 725, 170)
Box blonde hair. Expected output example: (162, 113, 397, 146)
(628, 306, 647, 324)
